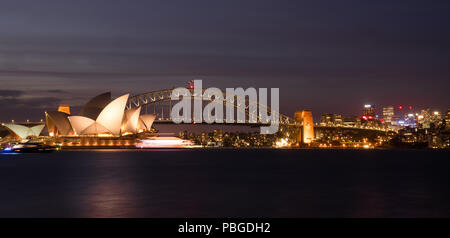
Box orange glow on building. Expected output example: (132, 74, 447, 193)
(58, 104, 71, 115)
(294, 110, 314, 144)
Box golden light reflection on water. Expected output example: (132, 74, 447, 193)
(81, 179, 140, 217)
(74, 157, 144, 217)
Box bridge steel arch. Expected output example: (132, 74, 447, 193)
(126, 88, 296, 125)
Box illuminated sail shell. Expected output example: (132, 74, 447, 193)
(45, 111, 74, 136)
(68, 116, 95, 135)
(68, 94, 129, 136)
(79, 92, 111, 120)
(96, 94, 129, 135)
(30, 124, 45, 137)
(139, 114, 156, 131)
(4, 123, 45, 140)
(80, 122, 111, 135)
(122, 107, 142, 134)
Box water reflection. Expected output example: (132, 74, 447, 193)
(0, 149, 449, 217)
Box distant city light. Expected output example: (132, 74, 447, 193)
(275, 138, 289, 148)
(137, 138, 194, 148)
(398, 105, 403, 110)
(98, 134, 113, 137)
(364, 104, 372, 108)
(433, 111, 440, 115)
(188, 80, 194, 89)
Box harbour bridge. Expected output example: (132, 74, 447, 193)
(125, 88, 391, 132)
(124, 88, 389, 144)
(126, 88, 297, 126)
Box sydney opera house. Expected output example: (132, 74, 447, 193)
(45, 92, 156, 138)
(41, 92, 156, 147)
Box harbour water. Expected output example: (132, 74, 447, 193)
(0, 149, 449, 218)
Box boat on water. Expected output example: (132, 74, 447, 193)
(136, 137, 195, 148)
(2, 142, 58, 153)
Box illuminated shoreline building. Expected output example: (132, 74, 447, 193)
(320, 113, 343, 127)
(363, 104, 375, 118)
(3, 123, 45, 141)
(382, 106, 395, 125)
(45, 92, 157, 146)
(294, 110, 314, 144)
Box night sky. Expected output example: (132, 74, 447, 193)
(0, 0, 449, 122)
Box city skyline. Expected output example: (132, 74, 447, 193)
(1, 0, 450, 121)
(0, 88, 446, 123)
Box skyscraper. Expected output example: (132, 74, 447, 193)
(382, 106, 395, 124)
(363, 104, 375, 118)
(418, 109, 431, 128)
(431, 110, 443, 127)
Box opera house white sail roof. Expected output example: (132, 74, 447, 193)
(45, 111, 73, 136)
(139, 114, 156, 131)
(78, 92, 112, 120)
(45, 92, 156, 137)
(67, 116, 96, 135)
(68, 94, 129, 135)
(4, 123, 45, 140)
(122, 107, 142, 134)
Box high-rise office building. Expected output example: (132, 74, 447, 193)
(404, 113, 416, 127)
(320, 113, 343, 126)
(431, 110, 443, 127)
(363, 104, 375, 118)
(418, 109, 431, 128)
(382, 106, 395, 124)
(343, 116, 361, 128)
